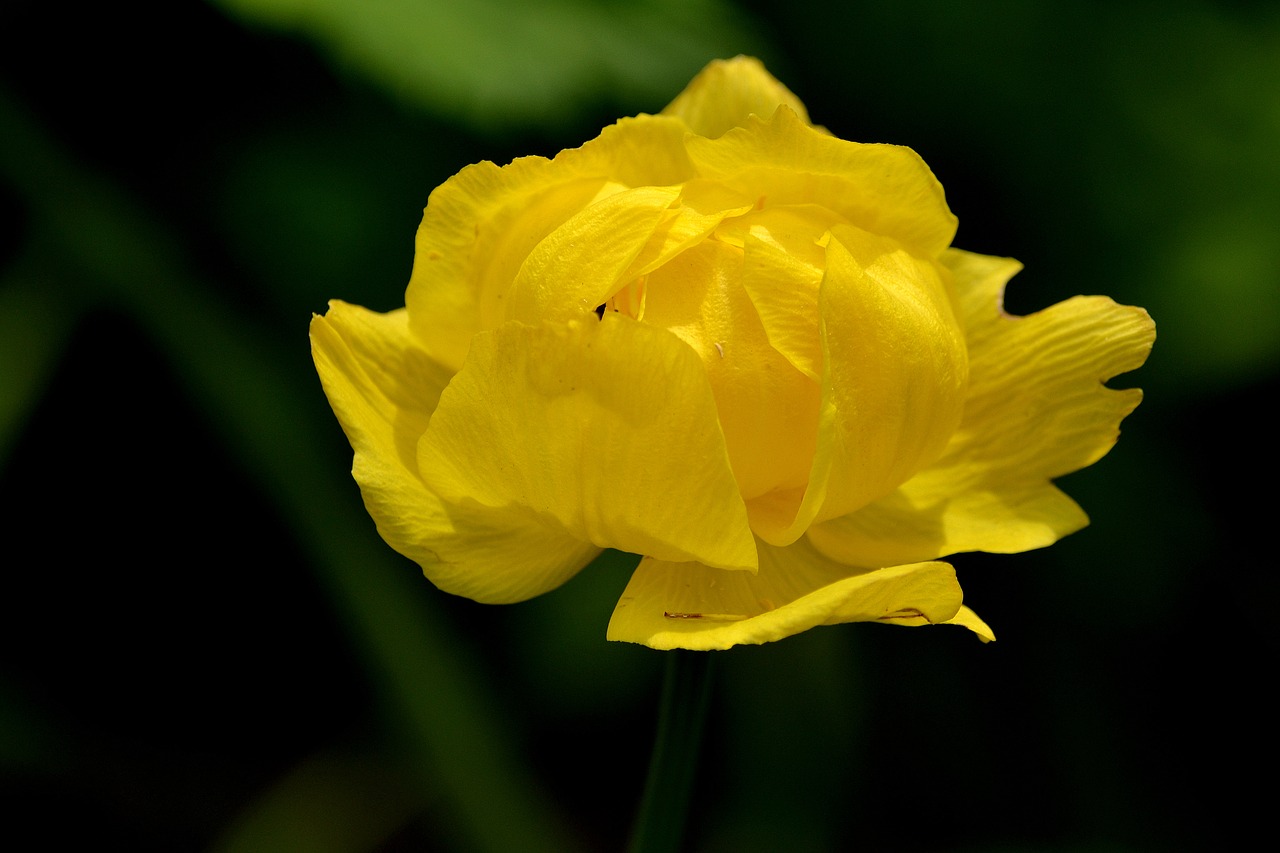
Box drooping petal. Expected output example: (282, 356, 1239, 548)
(750, 225, 968, 545)
(606, 536, 964, 650)
(684, 106, 957, 257)
(417, 314, 757, 573)
(943, 605, 996, 643)
(809, 249, 1156, 566)
(661, 55, 812, 139)
(310, 302, 600, 604)
(639, 239, 820, 503)
(406, 114, 695, 370)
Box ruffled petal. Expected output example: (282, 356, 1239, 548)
(809, 249, 1156, 566)
(606, 536, 963, 650)
(661, 55, 812, 138)
(406, 114, 695, 370)
(684, 106, 957, 257)
(417, 314, 757, 573)
(750, 225, 968, 545)
(310, 302, 600, 604)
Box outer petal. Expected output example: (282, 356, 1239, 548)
(310, 302, 600, 604)
(750, 225, 968, 544)
(417, 314, 757, 573)
(406, 114, 695, 371)
(809, 250, 1156, 566)
(661, 55, 812, 138)
(684, 106, 957, 257)
(606, 536, 964, 650)
(943, 605, 996, 643)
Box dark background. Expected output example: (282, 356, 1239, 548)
(1, 1, 1274, 851)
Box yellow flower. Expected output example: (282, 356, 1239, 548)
(310, 57, 1154, 650)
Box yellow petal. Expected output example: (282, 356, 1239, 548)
(620, 180, 756, 284)
(310, 302, 600, 603)
(662, 55, 812, 138)
(417, 314, 757, 572)
(500, 180, 756, 327)
(606, 536, 963, 650)
(684, 105, 957, 257)
(406, 114, 694, 371)
(504, 184, 682, 323)
(750, 225, 968, 544)
(639, 238, 820, 503)
(809, 249, 1156, 566)
(734, 205, 837, 381)
(944, 605, 996, 643)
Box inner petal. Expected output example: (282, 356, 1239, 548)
(732, 204, 841, 381)
(641, 239, 821, 504)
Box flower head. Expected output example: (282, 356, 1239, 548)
(311, 57, 1154, 650)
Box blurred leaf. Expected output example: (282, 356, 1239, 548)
(208, 0, 768, 130)
(210, 106, 455, 317)
(1097, 2, 1280, 393)
(212, 750, 418, 853)
(215, 125, 412, 315)
(0, 85, 585, 853)
(0, 271, 79, 464)
(790, 1, 1280, 395)
(1154, 209, 1280, 387)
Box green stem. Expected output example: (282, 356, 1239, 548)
(628, 650, 715, 853)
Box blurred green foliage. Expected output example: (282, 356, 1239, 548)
(211, 0, 766, 131)
(1, 0, 1274, 851)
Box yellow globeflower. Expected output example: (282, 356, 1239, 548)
(311, 57, 1154, 650)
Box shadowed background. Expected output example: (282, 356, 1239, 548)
(1, 1, 1273, 850)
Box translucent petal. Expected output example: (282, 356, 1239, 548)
(750, 225, 968, 545)
(418, 314, 757, 572)
(661, 55, 812, 138)
(809, 249, 1156, 566)
(607, 536, 963, 650)
(685, 106, 957, 256)
(406, 114, 694, 370)
(310, 302, 600, 603)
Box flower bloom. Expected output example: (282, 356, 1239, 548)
(311, 57, 1154, 650)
